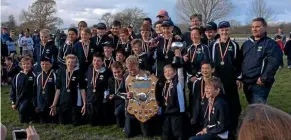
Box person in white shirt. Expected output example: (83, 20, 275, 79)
(19, 31, 34, 57)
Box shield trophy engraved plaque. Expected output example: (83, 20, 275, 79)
(126, 72, 159, 123)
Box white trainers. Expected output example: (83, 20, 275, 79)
(288, 66, 291, 69)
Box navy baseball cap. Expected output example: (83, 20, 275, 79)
(96, 23, 107, 29)
(40, 56, 52, 63)
(218, 21, 230, 29)
(206, 22, 217, 31)
(102, 41, 114, 48)
(161, 20, 174, 27)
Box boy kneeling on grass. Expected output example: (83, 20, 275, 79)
(10, 56, 37, 123)
(49, 54, 86, 126)
(36, 57, 58, 123)
(189, 77, 230, 140)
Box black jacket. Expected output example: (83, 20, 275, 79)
(160, 67, 185, 115)
(57, 40, 78, 67)
(241, 34, 283, 86)
(108, 76, 126, 107)
(203, 96, 229, 138)
(209, 39, 242, 84)
(56, 69, 86, 108)
(191, 77, 208, 126)
(183, 43, 210, 81)
(150, 35, 181, 78)
(91, 35, 110, 55)
(10, 71, 37, 107)
(36, 70, 57, 111)
(33, 41, 58, 72)
(136, 52, 153, 72)
(86, 66, 112, 104)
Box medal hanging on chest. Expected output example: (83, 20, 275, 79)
(142, 41, 150, 53)
(66, 71, 73, 92)
(163, 35, 172, 59)
(218, 40, 230, 66)
(42, 71, 53, 95)
(91, 68, 99, 93)
(104, 58, 113, 68)
(162, 81, 172, 106)
(190, 45, 198, 63)
(82, 42, 89, 62)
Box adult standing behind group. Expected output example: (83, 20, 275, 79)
(241, 17, 283, 104)
(156, 10, 182, 36)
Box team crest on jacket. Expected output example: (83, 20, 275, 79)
(90, 48, 94, 53)
(28, 77, 33, 81)
(48, 78, 53, 82)
(46, 49, 50, 53)
(228, 46, 233, 51)
(72, 76, 76, 81)
(257, 46, 263, 52)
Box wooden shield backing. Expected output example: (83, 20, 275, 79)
(126, 73, 159, 123)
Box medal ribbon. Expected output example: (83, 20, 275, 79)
(162, 81, 172, 104)
(66, 71, 73, 89)
(190, 45, 198, 63)
(82, 42, 89, 61)
(163, 34, 173, 56)
(42, 70, 53, 92)
(91, 68, 99, 89)
(218, 40, 230, 63)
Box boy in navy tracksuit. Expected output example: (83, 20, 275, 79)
(116, 28, 132, 57)
(36, 57, 57, 123)
(108, 20, 122, 49)
(73, 28, 97, 75)
(190, 61, 215, 135)
(189, 77, 229, 140)
(91, 23, 109, 55)
(159, 49, 186, 140)
(183, 28, 210, 112)
(108, 61, 127, 128)
(33, 29, 58, 73)
(102, 41, 116, 69)
(50, 54, 86, 125)
(131, 39, 152, 72)
(10, 56, 37, 123)
(86, 53, 112, 126)
(57, 28, 78, 69)
(209, 21, 241, 138)
(150, 20, 182, 79)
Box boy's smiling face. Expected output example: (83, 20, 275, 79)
(41, 61, 52, 72)
(164, 67, 176, 81)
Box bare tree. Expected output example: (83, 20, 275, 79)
(1, 15, 17, 30)
(113, 7, 147, 31)
(100, 13, 114, 28)
(176, 0, 233, 26)
(70, 23, 77, 28)
(248, 0, 275, 22)
(19, 0, 63, 30)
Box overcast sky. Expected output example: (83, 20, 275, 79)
(1, 0, 291, 28)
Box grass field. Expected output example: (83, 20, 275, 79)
(1, 55, 291, 140)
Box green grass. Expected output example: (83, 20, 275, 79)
(1, 57, 291, 140)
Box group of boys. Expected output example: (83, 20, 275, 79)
(7, 10, 283, 140)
